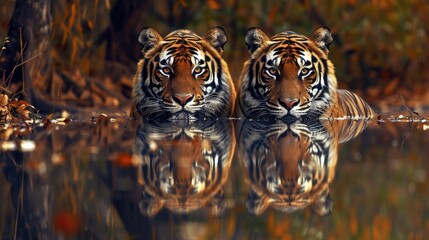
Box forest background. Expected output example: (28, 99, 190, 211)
(1, 0, 428, 113)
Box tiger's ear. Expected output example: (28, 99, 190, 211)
(245, 27, 269, 54)
(139, 190, 163, 217)
(246, 189, 270, 215)
(310, 26, 333, 55)
(138, 27, 163, 52)
(203, 26, 227, 54)
(209, 189, 227, 216)
(311, 189, 333, 216)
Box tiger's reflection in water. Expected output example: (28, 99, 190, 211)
(236, 118, 371, 216)
(133, 120, 235, 217)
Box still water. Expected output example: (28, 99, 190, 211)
(1, 113, 429, 239)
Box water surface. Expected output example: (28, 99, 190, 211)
(1, 114, 429, 239)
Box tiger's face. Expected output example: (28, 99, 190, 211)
(135, 120, 235, 216)
(238, 27, 337, 120)
(237, 120, 337, 216)
(132, 27, 236, 120)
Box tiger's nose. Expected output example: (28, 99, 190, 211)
(278, 98, 299, 110)
(173, 94, 194, 106)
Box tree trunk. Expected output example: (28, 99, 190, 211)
(1, 0, 124, 113)
(1, 0, 52, 102)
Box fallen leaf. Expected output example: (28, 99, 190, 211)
(115, 153, 134, 167)
(97, 113, 110, 125)
(53, 211, 81, 235)
(9, 100, 31, 109)
(207, 0, 221, 10)
(0, 94, 8, 106)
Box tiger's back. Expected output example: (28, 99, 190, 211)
(323, 89, 376, 120)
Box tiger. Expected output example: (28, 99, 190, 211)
(131, 27, 236, 120)
(236, 117, 372, 216)
(133, 119, 235, 216)
(237, 26, 375, 121)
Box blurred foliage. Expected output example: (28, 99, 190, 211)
(1, 0, 429, 103)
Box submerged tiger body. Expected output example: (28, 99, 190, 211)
(237, 27, 375, 120)
(132, 27, 236, 120)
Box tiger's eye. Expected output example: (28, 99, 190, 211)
(194, 67, 202, 73)
(301, 68, 309, 75)
(162, 67, 171, 74)
(268, 68, 277, 75)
